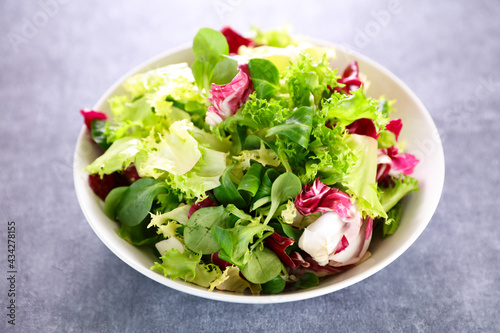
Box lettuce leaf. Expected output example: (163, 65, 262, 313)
(344, 134, 386, 218)
(305, 124, 354, 185)
(151, 248, 221, 287)
(209, 266, 260, 294)
(324, 89, 389, 128)
(137, 120, 227, 199)
(191, 28, 229, 95)
(124, 63, 196, 97)
(266, 106, 313, 149)
(151, 249, 201, 281)
(85, 137, 140, 176)
(165, 146, 227, 199)
(382, 200, 403, 237)
(282, 54, 339, 108)
(251, 25, 296, 48)
(138, 120, 202, 178)
(104, 64, 205, 144)
(379, 175, 419, 212)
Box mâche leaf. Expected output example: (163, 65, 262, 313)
(248, 58, 280, 100)
(184, 206, 231, 254)
(264, 172, 302, 224)
(240, 247, 282, 284)
(191, 28, 229, 94)
(117, 178, 170, 226)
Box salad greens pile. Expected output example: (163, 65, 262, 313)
(81, 26, 419, 294)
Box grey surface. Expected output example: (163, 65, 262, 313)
(1, 0, 499, 332)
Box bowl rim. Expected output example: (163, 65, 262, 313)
(74, 40, 445, 304)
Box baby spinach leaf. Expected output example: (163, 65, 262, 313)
(191, 28, 229, 94)
(211, 57, 238, 85)
(266, 106, 314, 149)
(243, 134, 262, 150)
(211, 226, 233, 257)
(295, 272, 319, 289)
(264, 172, 302, 224)
(262, 275, 286, 294)
(250, 196, 271, 211)
(118, 218, 162, 246)
(117, 179, 169, 226)
(184, 206, 231, 254)
(212, 223, 273, 267)
(225, 204, 255, 222)
(248, 58, 280, 100)
(213, 166, 247, 209)
(104, 186, 128, 220)
(280, 223, 303, 243)
(253, 168, 280, 202)
(237, 163, 263, 197)
(240, 247, 282, 284)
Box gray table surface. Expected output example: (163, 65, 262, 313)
(1, 0, 499, 332)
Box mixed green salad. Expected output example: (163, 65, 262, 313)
(80, 26, 419, 294)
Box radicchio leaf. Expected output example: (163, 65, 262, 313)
(205, 64, 254, 126)
(88, 172, 130, 201)
(334, 61, 363, 95)
(220, 26, 255, 54)
(123, 163, 141, 183)
(211, 251, 233, 270)
(80, 108, 107, 130)
(265, 232, 296, 268)
(333, 235, 349, 255)
(377, 146, 419, 182)
(294, 178, 353, 218)
(291, 253, 353, 278)
(346, 118, 379, 139)
(385, 119, 403, 141)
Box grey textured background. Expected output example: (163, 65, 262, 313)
(1, 0, 499, 332)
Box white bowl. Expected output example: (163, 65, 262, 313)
(73, 41, 445, 304)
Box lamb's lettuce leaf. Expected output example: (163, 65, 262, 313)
(191, 28, 229, 95)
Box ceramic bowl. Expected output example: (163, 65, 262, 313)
(74, 41, 445, 304)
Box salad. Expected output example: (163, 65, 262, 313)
(80, 26, 419, 294)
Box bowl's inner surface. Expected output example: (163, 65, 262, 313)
(74, 42, 444, 303)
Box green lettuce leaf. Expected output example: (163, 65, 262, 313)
(104, 64, 205, 144)
(212, 222, 273, 267)
(282, 54, 338, 108)
(165, 146, 227, 200)
(302, 124, 354, 185)
(266, 106, 313, 149)
(151, 249, 201, 281)
(323, 89, 389, 127)
(380, 175, 419, 212)
(85, 137, 140, 176)
(138, 120, 201, 178)
(344, 134, 386, 218)
(116, 178, 171, 226)
(251, 25, 296, 48)
(190, 263, 222, 288)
